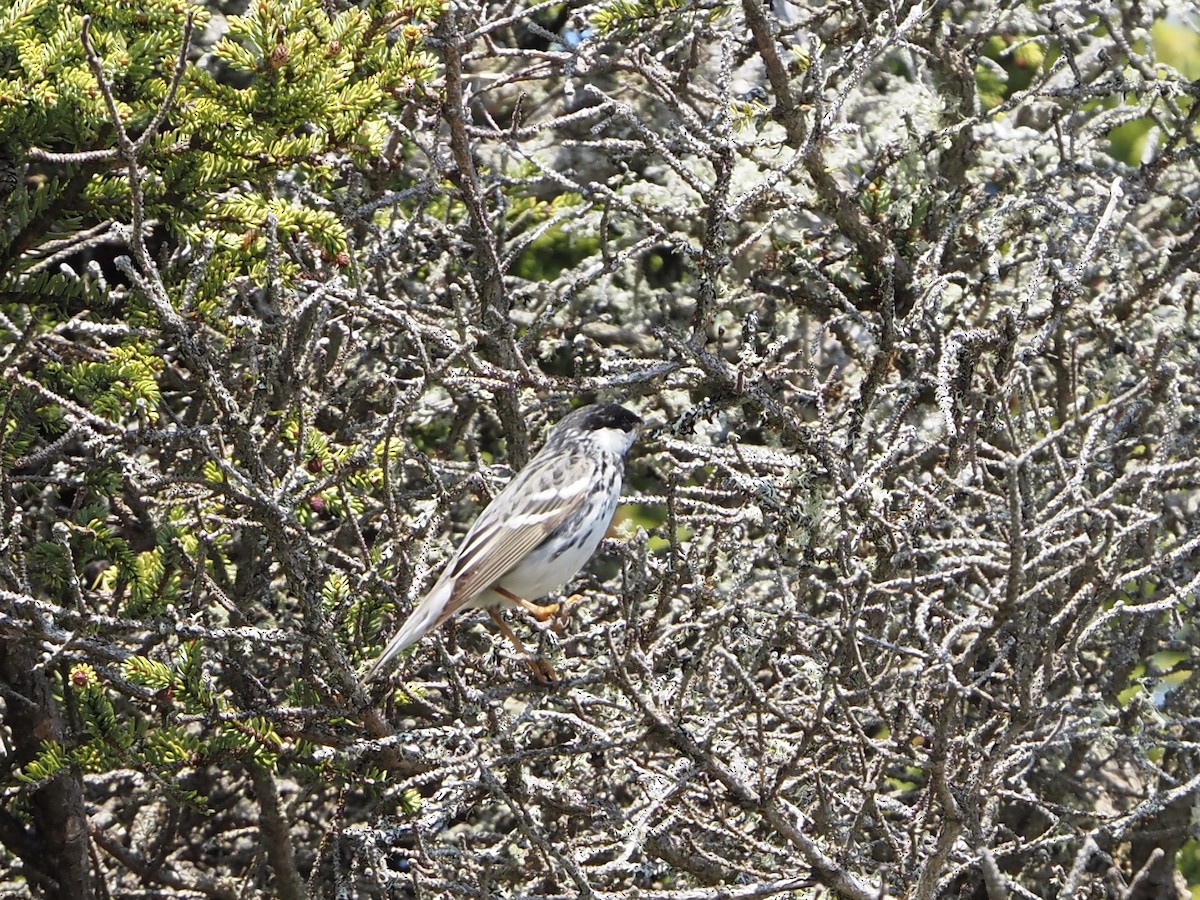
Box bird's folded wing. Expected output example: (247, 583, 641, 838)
(439, 451, 596, 619)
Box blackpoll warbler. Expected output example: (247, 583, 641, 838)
(364, 403, 641, 682)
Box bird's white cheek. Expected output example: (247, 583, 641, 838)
(591, 427, 637, 457)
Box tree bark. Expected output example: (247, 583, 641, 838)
(0, 640, 92, 898)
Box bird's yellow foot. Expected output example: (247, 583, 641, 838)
(523, 600, 560, 622)
(527, 655, 558, 683)
(487, 608, 558, 682)
(495, 586, 561, 623)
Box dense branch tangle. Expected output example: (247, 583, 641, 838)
(0, 0, 1197, 897)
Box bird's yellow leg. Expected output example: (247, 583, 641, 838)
(494, 586, 560, 623)
(487, 608, 557, 682)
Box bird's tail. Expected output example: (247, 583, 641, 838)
(362, 577, 453, 683)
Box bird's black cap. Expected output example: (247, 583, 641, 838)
(576, 403, 642, 433)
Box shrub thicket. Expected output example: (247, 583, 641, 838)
(1, 1, 1198, 897)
